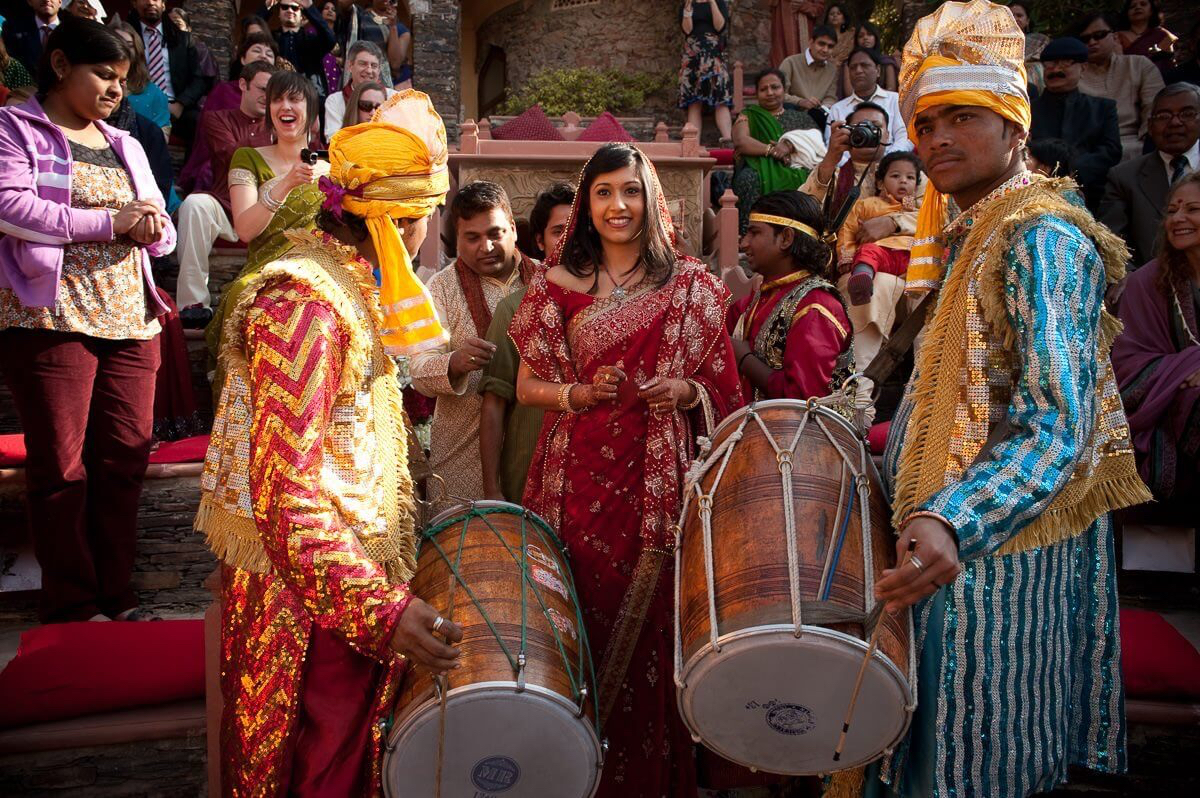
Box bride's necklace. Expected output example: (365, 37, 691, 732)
(604, 263, 642, 301)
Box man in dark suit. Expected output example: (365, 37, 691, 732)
(1030, 37, 1122, 209)
(1, 0, 61, 74)
(1100, 83, 1200, 270)
(127, 0, 213, 145)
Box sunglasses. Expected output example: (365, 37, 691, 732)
(278, 3, 301, 10)
(358, 100, 382, 113)
(1078, 30, 1113, 43)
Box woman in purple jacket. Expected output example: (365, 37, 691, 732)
(0, 16, 176, 624)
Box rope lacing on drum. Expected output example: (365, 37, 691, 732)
(419, 506, 601, 735)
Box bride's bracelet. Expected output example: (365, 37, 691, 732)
(558, 382, 580, 413)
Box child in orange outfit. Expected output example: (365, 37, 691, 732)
(837, 151, 923, 305)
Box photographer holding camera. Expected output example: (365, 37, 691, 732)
(800, 103, 899, 216)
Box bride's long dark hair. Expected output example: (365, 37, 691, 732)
(557, 143, 677, 292)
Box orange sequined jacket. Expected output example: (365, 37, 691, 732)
(197, 238, 418, 796)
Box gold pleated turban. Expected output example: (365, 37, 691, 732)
(323, 90, 450, 355)
(898, 0, 1030, 292)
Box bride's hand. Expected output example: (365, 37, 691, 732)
(637, 377, 696, 416)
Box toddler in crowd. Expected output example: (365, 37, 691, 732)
(837, 151, 923, 305)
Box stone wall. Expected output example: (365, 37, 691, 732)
(413, 0, 463, 139)
(467, 0, 774, 122)
(184, 0, 237, 79)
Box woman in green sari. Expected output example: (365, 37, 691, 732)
(731, 69, 818, 233)
(205, 72, 328, 384)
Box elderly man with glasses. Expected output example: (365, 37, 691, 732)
(1076, 10, 1165, 161)
(1101, 82, 1200, 272)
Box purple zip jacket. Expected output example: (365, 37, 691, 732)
(0, 96, 175, 315)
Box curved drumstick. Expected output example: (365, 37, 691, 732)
(832, 539, 916, 764)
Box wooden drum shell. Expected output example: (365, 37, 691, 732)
(675, 401, 913, 774)
(384, 502, 601, 798)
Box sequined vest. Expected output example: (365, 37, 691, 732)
(751, 275, 856, 402)
(195, 237, 417, 582)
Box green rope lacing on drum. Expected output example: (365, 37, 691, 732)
(420, 506, 602, 736)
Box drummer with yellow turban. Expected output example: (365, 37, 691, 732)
(863, 2, 1150, 796)
(196, 91, 464, 797)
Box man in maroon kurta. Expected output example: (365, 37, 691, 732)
(175, 61, 275, 320)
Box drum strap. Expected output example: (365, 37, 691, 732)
(596, 547, 669, 727)
(862, 289, 937, 388)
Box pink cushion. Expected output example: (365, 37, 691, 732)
(491, 105, 564, 142)
(148, 435, 210, 465)
(1120, 608, 1200, 700)
(0, 434, 25, 467)
(708, 148, 735, 166)
(867, 421, 891, 456)
(0, 620, 204, 728)
(577, 111, 635, 143)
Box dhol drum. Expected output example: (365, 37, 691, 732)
(674, 399, 914, 775)
(383, 501, 603, 798)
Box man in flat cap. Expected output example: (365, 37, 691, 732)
(1030, 36, 1122, 208)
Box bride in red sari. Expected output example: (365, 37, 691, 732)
(510, 143, 741, 796)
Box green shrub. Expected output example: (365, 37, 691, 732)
(500, 68, 672, 117)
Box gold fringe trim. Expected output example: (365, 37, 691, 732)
(996, 460, 1152, 556)
(894, 177, 1151, 551)
(195, 495, 274, 574)
(824, 767, 866, 798)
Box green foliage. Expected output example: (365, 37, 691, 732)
(500, 68, 673, 117)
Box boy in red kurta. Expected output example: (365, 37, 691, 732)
(729, 190, 854, 402)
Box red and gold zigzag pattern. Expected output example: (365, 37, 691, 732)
(220, 282, 409, 797)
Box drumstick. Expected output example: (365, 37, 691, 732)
(832, 539, 916, 764)
(434, 571, 460, 798)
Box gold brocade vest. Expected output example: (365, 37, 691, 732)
(892, 177, 1151, 556)
(195, 235, 417, 582)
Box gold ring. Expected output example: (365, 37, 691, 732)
(432, 615, 445, 632)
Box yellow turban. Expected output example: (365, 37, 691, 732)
(324, 90, 450, 356)
(898, 0, 1030, 293)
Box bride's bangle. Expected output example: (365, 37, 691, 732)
(558, 383, 580, 413)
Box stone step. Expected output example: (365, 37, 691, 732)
(0, 699, 207, 797)
(0, 465, 214, 625)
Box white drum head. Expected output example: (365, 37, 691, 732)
(678, 626, 911, 774)
(383, 683, 603, 798)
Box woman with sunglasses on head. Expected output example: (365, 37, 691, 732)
(341, 79, 385, 130)
(205, 71, 328, 387)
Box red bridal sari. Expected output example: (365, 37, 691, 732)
(511, 258, 741, 796)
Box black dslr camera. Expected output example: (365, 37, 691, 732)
(300, 149, 329, 165)
(844, 121, 882, 149)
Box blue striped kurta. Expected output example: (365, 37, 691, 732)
(874, 210, 1127, 797)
